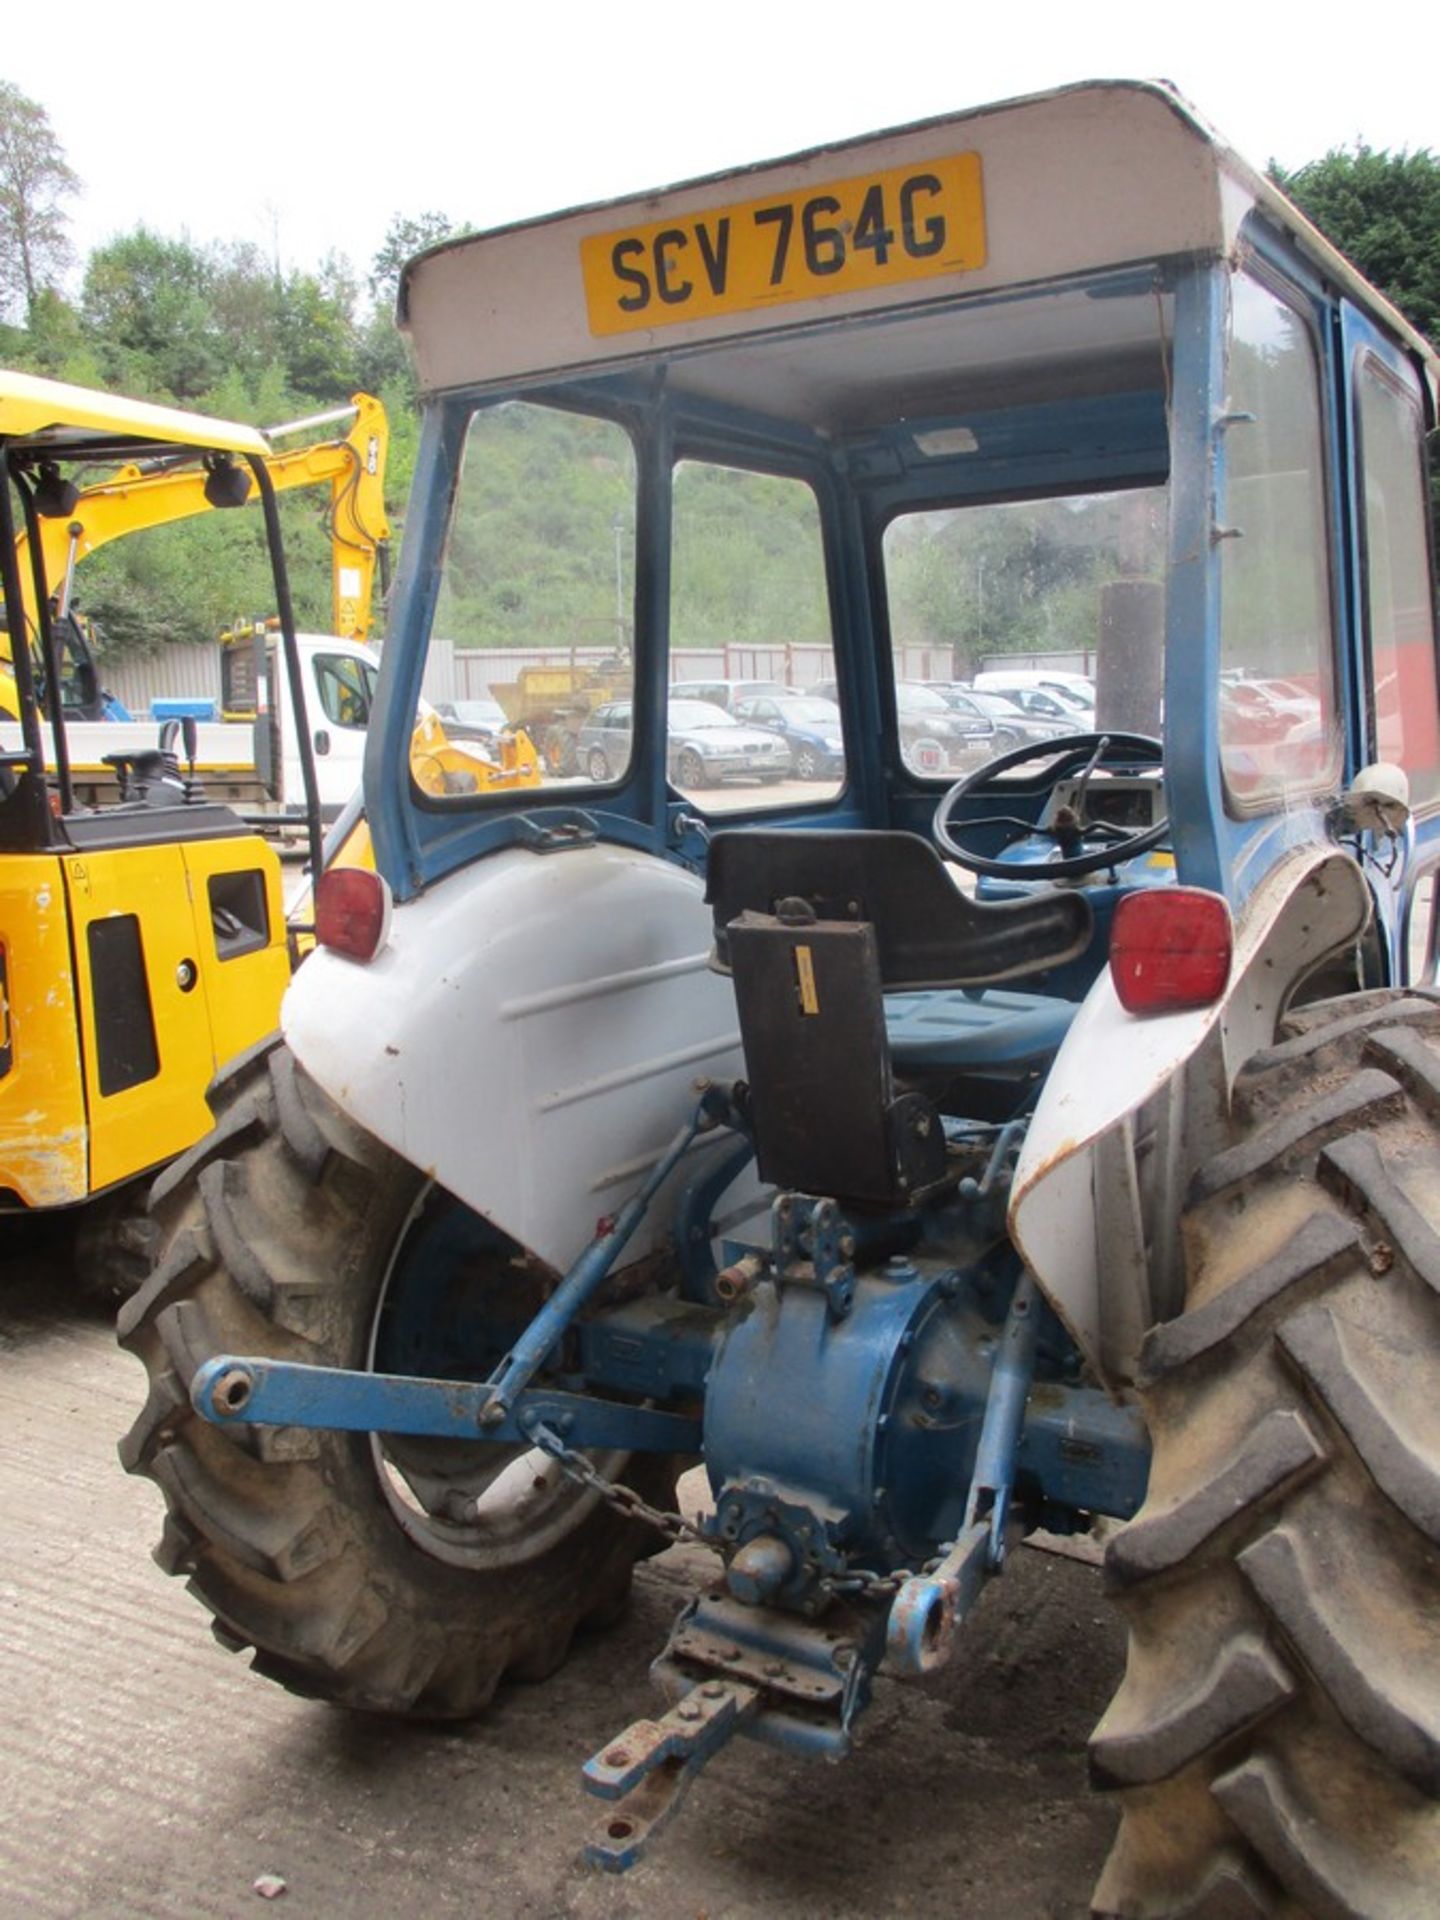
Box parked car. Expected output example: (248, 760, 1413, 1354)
(812, 679, 995, 773)
(673, 677, 790, 713)
(970, 679, 1090, 725)
(894, 680, 995, 770)
(579, 697, 790, 786)
(973, 669, 1096, 721)
(435, 696, 510, 748)
(1220, 675, 1323, 743)
(731, 692, 845, 779)
(950, 685, 1073, 751)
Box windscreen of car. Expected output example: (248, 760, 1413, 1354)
(776, 699, 840, 723)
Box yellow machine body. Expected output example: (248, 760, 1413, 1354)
(0, 372, 297, 1220)
(0, 833, 290, 1207)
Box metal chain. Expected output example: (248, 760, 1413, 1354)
(821, 1554, 945, 1600)
(531, 1423, 937, 1604)
(531, 1423, 724, 1557)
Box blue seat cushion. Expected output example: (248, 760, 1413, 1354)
(884, 987, 1078, 1075)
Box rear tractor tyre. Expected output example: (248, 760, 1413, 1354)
(1091, 990, 1440, 1917)
(117, 1038, 678, 1718)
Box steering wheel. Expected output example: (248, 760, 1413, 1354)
(933, 731, 1167, 880)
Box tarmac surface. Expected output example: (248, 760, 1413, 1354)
(2, 1237, 1126, 1919)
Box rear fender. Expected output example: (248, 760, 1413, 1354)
(283, 842, 748, 1273)
(1010, 847, 1372, 1390)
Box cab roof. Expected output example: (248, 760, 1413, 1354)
(400, 79, 1438, 416)
(0, 370, 271, 463)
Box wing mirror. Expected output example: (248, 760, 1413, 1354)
(1340, 761, 1411, 835)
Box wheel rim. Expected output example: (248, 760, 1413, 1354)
(678, 749, 704, 786)
(366, 1185, 609, 1569)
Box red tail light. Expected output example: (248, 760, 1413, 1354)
(315, 867, 391, 962)
(1110, 888, 1232, 1015)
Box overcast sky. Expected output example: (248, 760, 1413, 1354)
(6, 0, 1435, 292)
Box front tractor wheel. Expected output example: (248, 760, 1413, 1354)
(1092, 991, 1440, 1917)
(117, 1040, 677, 1717)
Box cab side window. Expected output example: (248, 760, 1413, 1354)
(431, 402, 638, 791)
(1217, 272, 1342, 807)
(1356, 354, 1440, 809)
(315, 654, 377, 730)
(670, 461, 838, 809)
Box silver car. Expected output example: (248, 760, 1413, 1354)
(579, 698, 790, 786)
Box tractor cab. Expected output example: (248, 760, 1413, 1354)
(340, 79, 1437, 1194)
(129, 85, 1440, 1910)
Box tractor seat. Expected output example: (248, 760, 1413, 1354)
(707, 832, 1092, 1194)
(883, 986, 1079, 1077)
(706, 828, 1092, 990)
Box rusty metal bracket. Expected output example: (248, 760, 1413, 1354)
(884, 1521, 989, 1674)
(582, 1680, 760, 1871)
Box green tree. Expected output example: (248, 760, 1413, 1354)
(0, 79, 79, 322)
(82, 229, 225, 400)
(80, 228, 365, 412)
(1272, 145, 1440, 344)
(369, 211, 468, 307)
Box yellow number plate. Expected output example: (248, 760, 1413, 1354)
(581, 153, 986, 337)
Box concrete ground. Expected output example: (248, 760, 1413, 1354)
(1, 1240, 1126, 1920)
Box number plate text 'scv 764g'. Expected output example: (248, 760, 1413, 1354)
(581, 153, 986, 334)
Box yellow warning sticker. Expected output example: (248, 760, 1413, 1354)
(794, 943, 820, 1016)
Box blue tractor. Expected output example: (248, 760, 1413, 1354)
(120, 82, 1440, 1915)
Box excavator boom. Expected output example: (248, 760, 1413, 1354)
(21, 391, 390, 644)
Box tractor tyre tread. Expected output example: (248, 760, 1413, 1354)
(1090, 995, 1440, 1918)
(120, 1036, 677, 1720)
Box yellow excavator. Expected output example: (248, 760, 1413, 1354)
(2, 389, 539, 812)
(0, 372, 536, 1288)
(1, 391, 390, 725)
(0, 373, 306, 1283)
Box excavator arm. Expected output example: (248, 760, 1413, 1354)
(20, 392, 390, 643)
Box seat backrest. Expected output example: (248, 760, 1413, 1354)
(706, 829, 1092, 990)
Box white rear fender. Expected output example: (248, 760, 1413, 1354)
(283, 842, 746, 1273)
(1010, 848, 1373, 1389)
